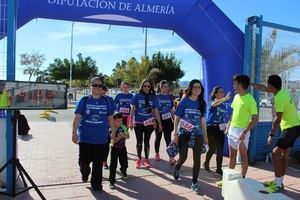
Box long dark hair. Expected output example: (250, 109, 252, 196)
(186, 79, 206, 115)
(138, 79, 156, 113)
(210, 86, 222, 101)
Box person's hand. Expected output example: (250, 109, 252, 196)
(225, 91, 231, 100)
(224, 126, 229, 135)
(172, 131, 178, 144)
(72, 133, 78, 144)
(238, 130, 247, 141)
(130, 121, 134, 130)
(158, 123, 163, 132)
(204, 136, 208, 145)
(153, 120, 158, 129)
(267, 136, 273, 145)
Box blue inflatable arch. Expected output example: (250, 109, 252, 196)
(1, 0, 244, 98)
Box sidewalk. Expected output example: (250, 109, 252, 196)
(1, 121, 299, 199)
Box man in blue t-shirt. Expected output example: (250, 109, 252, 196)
(72, 76, 115, 191)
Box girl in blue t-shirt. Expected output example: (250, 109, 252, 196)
(115, 82, 134, 128)
(72, 76, 115, 191)
(130, 79, 162, 169)
(154, 80, 175, 164)
(203, 86, 231, 176)
(172, 79, 208, 195)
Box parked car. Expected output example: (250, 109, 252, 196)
(260, 97, 273, 107)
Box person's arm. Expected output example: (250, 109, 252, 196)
(201, 117, 208, 144)
(153, 108, 162, 131)
(211, 92, 231, 107)
(239, 114, 259, 140)
(172, 116, 180, 143)
(225, 115, 232, 135)
(129, 105, 136, 129)
(108, 115, 116, 134)
(251, 83, 269, 92)
(267, 112, 282, 145)
(72, 114, 81, 144)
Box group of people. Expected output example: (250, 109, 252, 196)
(72, 74, 300, 194)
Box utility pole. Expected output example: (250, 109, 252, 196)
(144, 28, 148, 57)
(70, 22, 75, 89)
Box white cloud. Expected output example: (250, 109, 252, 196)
(46, 22, 109, 40)
(157, 44, 195, 53)
(77, 44, 122, 53)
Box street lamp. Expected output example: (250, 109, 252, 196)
(70, 21, 75, 89)
(144, 27, 148, 57)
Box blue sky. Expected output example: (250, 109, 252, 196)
(5, 0, 300, 81)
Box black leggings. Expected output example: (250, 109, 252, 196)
(205, 126, 225, 170)
(154, 119, 174, 153)
(175, 134, 203, 184)
(134, 123, 154, 159)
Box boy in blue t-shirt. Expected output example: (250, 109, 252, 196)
(109, 112, 129, 189)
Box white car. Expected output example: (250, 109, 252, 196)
(260, 97, 273, 107)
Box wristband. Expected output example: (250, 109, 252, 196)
(269, 132, 274, 137)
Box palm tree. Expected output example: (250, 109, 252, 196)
(261, 29, 300, 85)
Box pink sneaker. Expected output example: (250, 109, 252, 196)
(155, 153, 160, 161)
(136, 158, 142, 169)
(144, 159, 151, 168)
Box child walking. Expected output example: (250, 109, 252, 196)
(109, 112, 129, 189)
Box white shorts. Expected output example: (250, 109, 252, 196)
(227, 126, 250, 150)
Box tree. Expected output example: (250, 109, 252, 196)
(261, 29, 300, 84)
(47, 53, 98, 82)
(20, 51, 46, 81)
(149, 52, 184, 85)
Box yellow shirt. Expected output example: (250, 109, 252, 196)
(0, 91, 9, 108)
(274, 89, 300, 130)
(231, 93, 258, 128)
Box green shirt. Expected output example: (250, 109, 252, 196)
(274, 89, 300, 130)
(0, 91, 9, 108)
(231, 93, 258, 128)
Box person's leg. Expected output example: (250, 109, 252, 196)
(204, 126, 217, 171)
(144, 125, 154, 160)
(239, 141, 248, 177)
(175, 134, 190, 170)
(109, 147, 118, 185)
(119, 147, 128, 176)
(78, 142, 92, 182)
(154, 128, 163, 154)
(163, 120, 173, 148)
(134, 124, 144, 159)
(91, 144, 106, 190)
(192, 135, 203, 184)
(103, 140, 110, 169)
(216, 131, 225, 173)
(229, 146, 237, 170)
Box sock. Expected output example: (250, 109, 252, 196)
(275, 176, 282, 187)
(281, 176, 284, 185)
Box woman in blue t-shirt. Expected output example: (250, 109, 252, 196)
(154, 80, 175, 164)
(115, 82, 133, 128)
(130, 79, 162, 169)
(72, 76, 115, 191)
(203, 86, 230, 176)
(173, 79, 208, 195)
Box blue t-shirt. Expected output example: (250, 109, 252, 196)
(115, 93, 133, 116)
(131, 93, 158, 123)
(107, 95, 117, 112)
(157, 94, 174, 120)
(175, 97, 204, 136)
(206, 100, 228, 126)
(75, 95, 114, 144)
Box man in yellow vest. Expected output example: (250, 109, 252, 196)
(252, 75, 300, 193)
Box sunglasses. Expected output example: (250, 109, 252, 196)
(92, 83, 104, 88)
(143, 85, 151, 88)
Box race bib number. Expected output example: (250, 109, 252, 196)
(219, 123, 227, 131)
(179, 120, 194, 132)
(162, 112, 172, 120)
(143, 118, 154, 126)
(119, 107, 130, 114)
